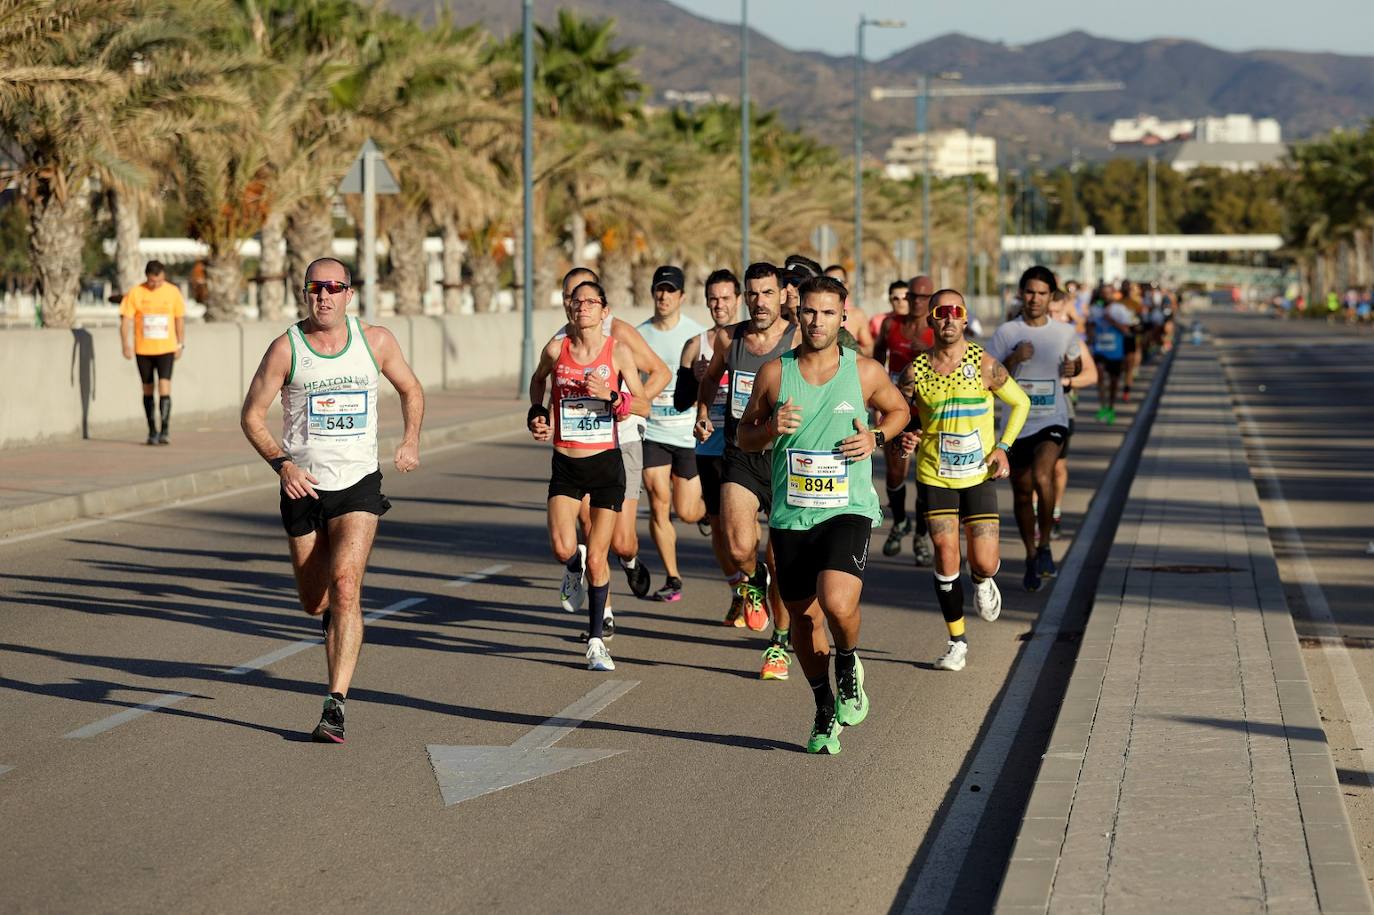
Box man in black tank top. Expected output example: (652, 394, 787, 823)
(694, 262, 801, 680)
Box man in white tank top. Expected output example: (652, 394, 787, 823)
(241, 257, 425, 744)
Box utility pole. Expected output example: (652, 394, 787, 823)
(740, 0, 750, 270)
(518, 0, 535, 395)
(853, 15, 905, 307)
(1147, 154, 1158, 279)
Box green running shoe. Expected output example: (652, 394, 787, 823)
(807, 705, 842, 755)
(835, 656, 869, 727)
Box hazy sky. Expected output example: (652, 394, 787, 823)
(676, 0, 1374, 58)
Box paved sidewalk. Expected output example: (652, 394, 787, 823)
(997, 343, 1374, 913)
(0, 382, 526, 537)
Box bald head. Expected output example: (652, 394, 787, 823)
(907, 275, 934, 297)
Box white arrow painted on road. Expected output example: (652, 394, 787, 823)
(427, 679, 638, 807)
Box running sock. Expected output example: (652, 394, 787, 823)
(329, 691, 345, 703)
(808, 674, 835, 713)
(934, 572, 966, 641)
(320, 609, 332, 636)
(587, 582, 609, 640)
(835, 646, 857, 682)
(770, 627, 791, 651)
(619, 555, 637, 570)
(566, 549, 584, 573)
(158, 395, 171, 434)
(749, 564, 768, 590)
(142, 395, 156, 434)
(728, 571, 747, 587)
(887, 485, 908, 526)
(1052, 505, 1062, 523)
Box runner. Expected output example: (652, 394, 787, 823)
(873, 275, 934, 560)
(824, 264, 874, 355)
(695, 262, 801, 679)
(737, 274, 910, 754)
(638, 265, 706, 602)
(527, 279, 649, 672)
(1048, 289, 1098, 540)
(120, 260, 186, 445)
(900, 289, 1029, 672)
(986, 266, 1083, 591)
(240, 257, 425, 742)
(675, 268, 742, 624)
(533, 268, 671, 627)
(869, 279, 909, 343)
(1089, 284, 1135, 424)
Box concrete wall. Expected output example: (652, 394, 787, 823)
(0, 308, 654, 449)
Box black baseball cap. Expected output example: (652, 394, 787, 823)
(652, 265, 685, 292)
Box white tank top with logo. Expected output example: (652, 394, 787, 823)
(281, 316, 380, 491)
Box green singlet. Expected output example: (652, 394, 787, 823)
(768, 347, 882, 531)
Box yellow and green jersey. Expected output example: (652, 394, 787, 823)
(911, 341, 1007, 489)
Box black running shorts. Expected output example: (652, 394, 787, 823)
(136, 353, 174, 384)
(721, 444, 772, 515)
(1008, 425, 1068, 470)
(1097, 357, 1123, 377)
(280, 468, 390, 537)
(924, 479, 999, 526)
(697, 453, 724, 517)
(548, 449, 625, 511)
(770, 514, 874, 603)
(642, 440, 699, 480)
(1061, 419, 1075, 459)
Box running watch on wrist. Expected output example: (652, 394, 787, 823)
(872, 430, 886, 449)
(995, 442, 1011, 453)
(608, 389, 620, 407)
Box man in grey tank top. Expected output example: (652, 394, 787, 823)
(241, 257, 425, 744)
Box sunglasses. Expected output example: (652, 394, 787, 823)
(932, 303, 967, 320)
(303, 280, 350, 296)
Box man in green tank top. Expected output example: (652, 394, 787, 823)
(738, 275, 911, 755)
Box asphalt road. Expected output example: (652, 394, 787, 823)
(1209, 308, 1374, 887)
(0, 373, 1152, 913)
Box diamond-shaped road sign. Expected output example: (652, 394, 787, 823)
(339, 138, 400, 195)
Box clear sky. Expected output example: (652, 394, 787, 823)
(677, 0, 1374, 59)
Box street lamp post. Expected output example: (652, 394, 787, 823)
(917, 71, 961, 274)
(518, 0, 535, 395)
(740, 0, 750, 270)
(854, 14, 904, 307)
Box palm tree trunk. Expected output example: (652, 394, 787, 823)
(631, 259, 654, 310)
(440, 217, 465, 314)
(535, 247, 558, 311)
(469, 251, 499, 313)
(570, 211, 588, 268)
(30, 190, 90, 328)
(204, 248, 243, 322)
(286, 200, 334, 318)
(257, 210, 288, 321)
(601, 247, 632, 310)
(111, 189, 143, 297)
(387, 212, 426, 316)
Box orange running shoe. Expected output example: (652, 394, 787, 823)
(759, 644, 790, 680)
(742, 584, 768, 632)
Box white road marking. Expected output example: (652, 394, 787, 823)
(427, 680, 639, 807)
(62, 594, 435, 739)
(445, 563, 511, 588)
(0, 765, 15, 778)
(1233, 399, 1374, 785)
(898, 354, 1172, 914)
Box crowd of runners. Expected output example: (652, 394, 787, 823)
(237, 253, 1175, 752)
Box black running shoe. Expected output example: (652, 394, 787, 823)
(1023, 557, 1042, 593)
(311, 697, 346, 743)
(882, 518, 912, 557)
(622, 556, 652, 599)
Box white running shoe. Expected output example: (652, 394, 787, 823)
(586, 637, 615, 671)
(560, 544, 587, 613)
(935, 640, 968, 671)
(975, 577, 1002, 622)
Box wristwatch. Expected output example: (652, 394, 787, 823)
(872, 430, 886, 448)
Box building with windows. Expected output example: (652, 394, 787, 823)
(883, 128, 998, 182)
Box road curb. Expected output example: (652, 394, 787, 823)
(0, 410, 527, 541)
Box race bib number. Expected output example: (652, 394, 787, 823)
(938, 430, 985, 480)
(1023, 379, 1056, 415)
(308, 391, 369, 438)
(560, 397, 614, 445)
(786, 449, 850, 508)
(141, 314, 170, 340)
(730, 371, 755, 419)
(709, 378, 728, 426)
(650, 387, 693, 431)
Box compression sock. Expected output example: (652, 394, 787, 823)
(934, 571, 967, 642)
(566, 549, 584, 573)
(808, 673, 835, 713)
(158, 395, 171, 434)
(749, 563, 769, 591)
(587, 582, 609, 640)
(142, 395, 156, 435)
(887, 485, 908, 526)
(770, 627, 791, 651)
(835, 646, 857, 682)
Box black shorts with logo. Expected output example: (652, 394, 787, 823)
(1009, 425, 1069, 470)
(721, 444, 772, 515)
(280, 468, 390, 537)
(136, 353, 174, 384)
(548, 449, 625, 511)
(697, 453, 724, 516)
(642, 440, 699, 480)
(770, 514, 874, 603)
(923, 479, 999, 526)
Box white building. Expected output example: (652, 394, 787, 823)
(1170, 141, 1287, 173)
(1195, 114, 1281, 144)
(1109, 115, 1195, 145)
(1111, 113, 1282, 147)
(883, 129, 998, 182)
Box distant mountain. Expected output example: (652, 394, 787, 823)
(389, 1, 1374, 164)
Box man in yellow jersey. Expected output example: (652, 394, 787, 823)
(899, 289, 1029, 672)
(120, 260, 186, 445)
(241, 257, 425, 743)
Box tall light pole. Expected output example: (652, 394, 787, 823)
(518, 0, 535, 395)
(853, 14, 904, 307)
(917, 71, 961, 274)
(741, 0, 750, 270)
(1147, 154, 1158, 279)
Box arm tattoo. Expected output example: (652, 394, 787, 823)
(987, 359, 1010, 390)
